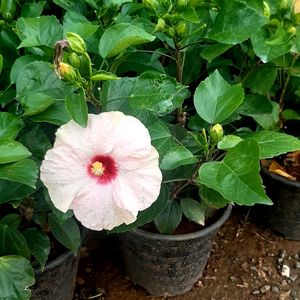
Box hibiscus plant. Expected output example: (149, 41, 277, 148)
(1, 0, 300, 298)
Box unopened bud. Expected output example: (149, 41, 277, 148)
(209, 124, 223, 143)
(263, 1, 271, 17)
(142, 0, 159, 10)
(155, 18, 166, 32)
(287, 25, 297, 35)
(68, 53, 81, 68)
(175, 21, 187, 37)
(167, 27, 175, 38)
(177, 0, 188, 9)
(66, 32, 86, 54)
(278, 0, 291, 15)
(58, 62, 78, 82)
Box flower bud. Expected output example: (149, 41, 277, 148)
(167, 27, 175, 38)
(68, 53, 81, 68)
(175, 21, 187, 37)
(278, 0, 291, 15)
(58, 62, 78, 82)
(177, 0, 188, 9)
(155, 18, 166, 32)
(209, 124, 223, 143)
(142, 0, 159, 10)
(263, 1, 271, 17)
(66, 32, 86, 54)
(268, 18, 280, 28)
(287, 25, 296, 35)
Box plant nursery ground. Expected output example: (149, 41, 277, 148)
(74, 207, 300, 300)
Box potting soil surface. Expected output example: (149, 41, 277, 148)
(74, 207, 300, 300)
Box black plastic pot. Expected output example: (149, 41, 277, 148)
(119, 204, 232, 296)
(31, 251, 79, 300)
(254, 167, 300, 240)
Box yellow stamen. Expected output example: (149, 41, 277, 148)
(91, 161, 105, 176)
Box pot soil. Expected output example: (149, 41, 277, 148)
(119, 204, 232, 296)
(31, 250, 79, 300)
(254, 166, 300, 240)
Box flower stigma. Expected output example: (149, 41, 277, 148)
(91, 161, 105, 176)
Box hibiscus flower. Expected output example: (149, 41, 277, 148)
(40, 112, 162, 230)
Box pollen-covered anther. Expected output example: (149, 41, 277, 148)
(91, 161, 105, 176)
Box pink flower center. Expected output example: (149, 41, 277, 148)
(88, 155, 118, 184)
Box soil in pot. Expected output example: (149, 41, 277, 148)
(119, 205, 232, 297)
(253, 158, 300, 240)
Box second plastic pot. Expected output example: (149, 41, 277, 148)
(119, 204, 232, 296)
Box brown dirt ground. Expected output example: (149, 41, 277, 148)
(74, 207, 300, 300)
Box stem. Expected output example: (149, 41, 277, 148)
(240, 59, 261, 84)
(279, 54, 298, 112)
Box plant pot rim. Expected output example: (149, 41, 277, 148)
(34, 250, 76, 275)
(261, 166, 300, 188)
(129, 204, 232, 241)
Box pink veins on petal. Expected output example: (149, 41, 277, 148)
(88, 155, 118, 184)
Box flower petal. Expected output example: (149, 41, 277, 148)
(40, 143, 90, 212)
(112, 147, 162, 212)
(55, 112, 125, 156)
(70, 182, 137, 230)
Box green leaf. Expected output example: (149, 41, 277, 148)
(0, 112, 24, 139)
(200, 186, 230, 209)
(16, 16, 63, 48)
(130, 71, 190, 116)
(0, 214, 22, 228)
(180, 198, 205, 225)
(10, 55, 48, 84)
(243, 131, 300, 159)
(237, 94, 273, 116)
(217, 135, 243, 150)
(0, 255, 34, 300)
(251, 27, 292, 63)
(0, 225, 30, 258)
(109, 184, 169, 233)
(30, 102, 71, 126)
(182, 7, 200, 23)
(0, 159, 38, 188)
(199, 140, 272, 205)
(48, 215, 81, 253)
(0, 140, 32, 164)
(20, 1, 46, 17)
(16, 61, 72, 100)
(19, 125, 51, 160)
(154, 201, 182, 234)
(99, 23, 156, 58)
(194, 70, 244, 124)
(244, 66, 277, 95)
(65, 88, 88, 127)
(207, 0, 266, 45)
(160, 145, 198, 170)
(21, 92, 55, 116)
(23, 229, 50, 269)
(282, 109, 300, 121)
(200, 43, 232, 63)
(0, 180, 34, 205)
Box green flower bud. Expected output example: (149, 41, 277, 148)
(167, 27, 175, 38)
(287, 25, 297, 35)
(155, 18, 166, 32)
(175, 21, 187, 37)
(278, 0, 291, 15)
(177, 0, 188, 9)
(66, 32, 86, 54)
(68, 53, 81, 69)
(294, 12, 300, 25)
(58, 62, 78, 82)
(209, 124, 223, 143)
(263, 1, 271, 17)
(269, 18, 280, 28)
(142, 0, 159, 10)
